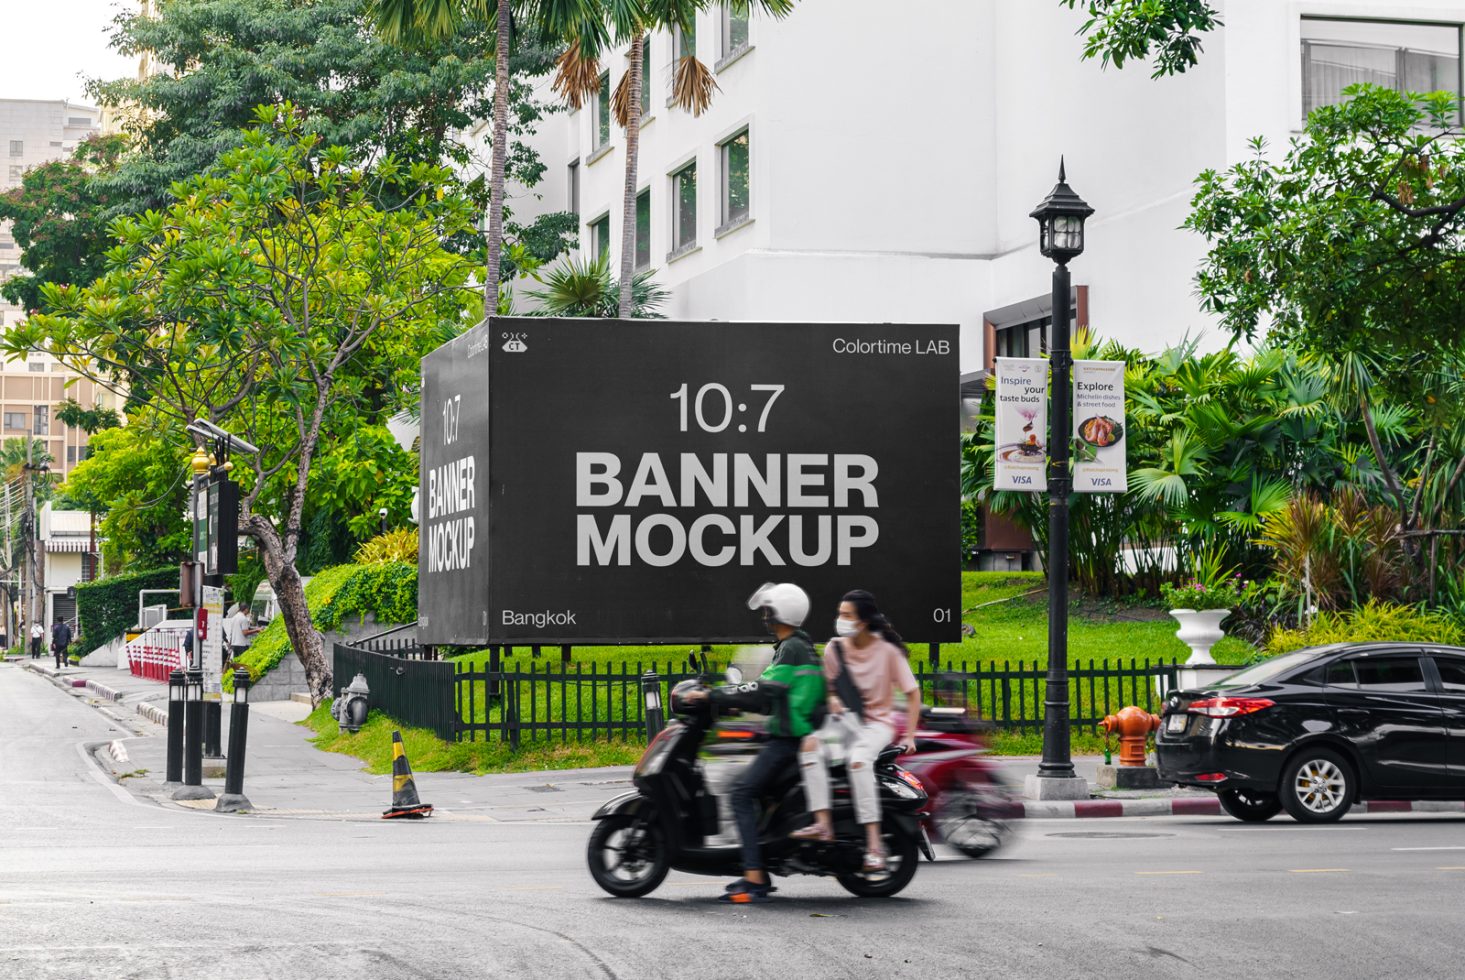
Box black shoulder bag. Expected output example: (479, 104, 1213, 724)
(831, 641, 866, 721)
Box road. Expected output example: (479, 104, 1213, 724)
(3, 661, 1463, 980)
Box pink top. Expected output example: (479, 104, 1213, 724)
(823, 637, 919, 730)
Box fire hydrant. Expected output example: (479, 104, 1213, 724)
(332, 673, 370, 733)
(1100, 705, 1160, 767)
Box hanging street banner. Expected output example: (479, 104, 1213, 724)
(418, 317, 961, 645)
(993, 357, 1048, 492)
(1073, 360, 1128, 493)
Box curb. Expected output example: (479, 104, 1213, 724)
(137, 702, 168, 727)
(1017, 797, 1465, 818)
(86, 679, 124, 702)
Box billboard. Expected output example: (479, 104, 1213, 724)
(419, 317, 960, 645)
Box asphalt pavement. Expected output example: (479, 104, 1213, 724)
(5, 659, 1465, 980)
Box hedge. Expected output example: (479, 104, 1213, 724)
(76, 566, 180, 648)
(224, 562, 417, 692)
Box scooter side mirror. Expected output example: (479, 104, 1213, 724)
(725, 666, 743, 685)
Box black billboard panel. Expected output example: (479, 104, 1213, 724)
(419, 318, 960, 645)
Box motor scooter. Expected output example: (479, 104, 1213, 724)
(586, 669, 933, 899)
(901, 706, 1018, 858)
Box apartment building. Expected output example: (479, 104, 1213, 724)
(506, 0, 1465, 374)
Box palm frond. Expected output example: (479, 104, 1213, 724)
(671, 55, 718, 116)
(552, 40, 602, 110)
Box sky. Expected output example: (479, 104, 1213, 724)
(0, 1, 140, 105)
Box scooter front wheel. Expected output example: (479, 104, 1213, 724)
(936, 779, 1014, 858)
(835, 826, 919, 898)
(587, 813, 669, 897)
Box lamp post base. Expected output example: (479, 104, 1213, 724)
(1024, 774, 1091, 801)
(171, 784, 217, 801)
(214, 793, 253, 813)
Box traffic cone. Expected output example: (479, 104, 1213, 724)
(382, 730, 433, 819)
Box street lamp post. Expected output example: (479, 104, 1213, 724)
(1025, 159, 1094, 801)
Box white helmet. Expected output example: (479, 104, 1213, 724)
(746, 582, 810, 628)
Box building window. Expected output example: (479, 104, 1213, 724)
(568, 159, 580, 215)
(671, 161, 697, 253)
(640, 36, 653, 115)
(33, 405, 48, 435)
(590, 214, 610, 261)
(3, 412, 25, 431)
(994, 320, 1048, 359)
(67, 116, 92, 128)
(8, 140, 21, 157)
(1301, 18, 1463, 122)
(721, 7, 749, 60)
(719, 130, 750, 228)
(593, 71, 611, 149)
(28, 361, 44, 372)
(8, 166, 20, 183)
(67, 446, 77, 464)
(635, 189, 651, 270)
(677, 19, 696, 61)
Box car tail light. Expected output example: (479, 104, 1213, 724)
(1186, 697, 1275, 718)
(1195, 772, 1227, 783)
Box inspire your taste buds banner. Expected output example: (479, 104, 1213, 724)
(993, 357, 1126, 494)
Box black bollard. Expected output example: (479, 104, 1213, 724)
(216, 669, 252, 813)
(203, 698, 223, 760)
(173, 668, 215, 800)
(642, 670, 664, 741)
(164, 670, 185, 787)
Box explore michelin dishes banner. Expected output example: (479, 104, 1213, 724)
(1073, 360, 1127, 493)
(993, 357, 1048, 492)
(419, 318, 961, 645)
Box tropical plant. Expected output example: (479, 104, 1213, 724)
(1266, 600, 1465, 654)
(2, 109, 476, 706)
(551, 0, 797, 316)
(523, 251, 669, 317)
(355, 528, 421, 565)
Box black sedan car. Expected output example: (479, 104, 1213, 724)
(1157, 642, 1465, 823)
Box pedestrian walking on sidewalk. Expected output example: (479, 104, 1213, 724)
(52, 618, 72, 669)
(30, 622, 43, 659)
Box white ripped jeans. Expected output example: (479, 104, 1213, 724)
(800, 717, 894, 826)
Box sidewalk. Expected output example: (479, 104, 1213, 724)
(22, 660, 1459, 823)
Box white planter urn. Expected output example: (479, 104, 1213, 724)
(1168, 608, 1232, 665)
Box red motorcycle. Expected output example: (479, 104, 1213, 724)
(709, 703, 1016, 860)
(900, 705, 1018, 859)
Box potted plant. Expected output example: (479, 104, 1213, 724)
(1160, 576, 1246, 665)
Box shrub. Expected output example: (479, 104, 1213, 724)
(354, 528, 419, 565)
(224, 562, 417, 692)
(961, 499, 981, 564)
(75, 566, 180, 648)
(1266, 600, 1465, 654)
(1160, 577, 1246, 610)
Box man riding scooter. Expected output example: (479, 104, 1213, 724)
(687, 582, 826, 904)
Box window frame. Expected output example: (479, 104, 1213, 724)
(1298, 15, 1465, 127)
(8, 140, 21, 158)
(634, 188, 652, 272)
(567, 159, 580, 216)
(592, 70, 611, 151)
(716, 128, 752, 235)
(588, 212, 611, 262)
(719, 6, 751, 66)
(669, 159, 698, 258)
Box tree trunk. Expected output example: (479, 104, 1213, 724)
(249, 517, 331, 707)
(484, 0, 512, 317)
(618, 31, 644, 319)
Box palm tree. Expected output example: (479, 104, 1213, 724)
(523, 251, 669, 316)
(370, 0, 603, 317)
(552, 1, 796, 318)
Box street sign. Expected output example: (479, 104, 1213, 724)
(205, 478, 239, 576)
(419, 317, 961, 646)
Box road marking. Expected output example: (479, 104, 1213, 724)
(1392, 846, 1465, 851)
(1218, 826, 1369, 833)
(1135, 870, 1203, 876)
(1436, 866, 1465, 871)
(1017, 873, 1057, 878)
(1289, 868, 1349, 874)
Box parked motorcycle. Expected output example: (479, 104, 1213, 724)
(586, 669, 933, 899)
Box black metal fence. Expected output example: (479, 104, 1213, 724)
(334, 640, 1183, 747)
(332, 643, 457, 741)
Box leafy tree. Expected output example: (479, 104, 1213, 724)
(56, 399, 121, 435)
(0, 135, 128, 312)
(3, 109, 477, 705)
(60, 423, 191, 573)
(1185, 85, 1465, 575)
(1060, 0, 1221, 78)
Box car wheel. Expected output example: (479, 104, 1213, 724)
(1279, 749, 1354, 823)
(1218, 787, 1282, 822)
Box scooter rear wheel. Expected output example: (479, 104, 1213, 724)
(835, 826, 920, 898)
(936, 779, 1013, 858)
(587, 813, 669, 897)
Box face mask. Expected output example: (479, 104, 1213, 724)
(835, 618, 860, 637)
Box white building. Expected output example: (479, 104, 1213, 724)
(0, 99, 103, 329)
(506, 0, 1465, 372)
(38, 504, 101, 631)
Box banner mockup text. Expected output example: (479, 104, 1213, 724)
(1072, 359, 1128, 493)
(993, 357, 1048, 491)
